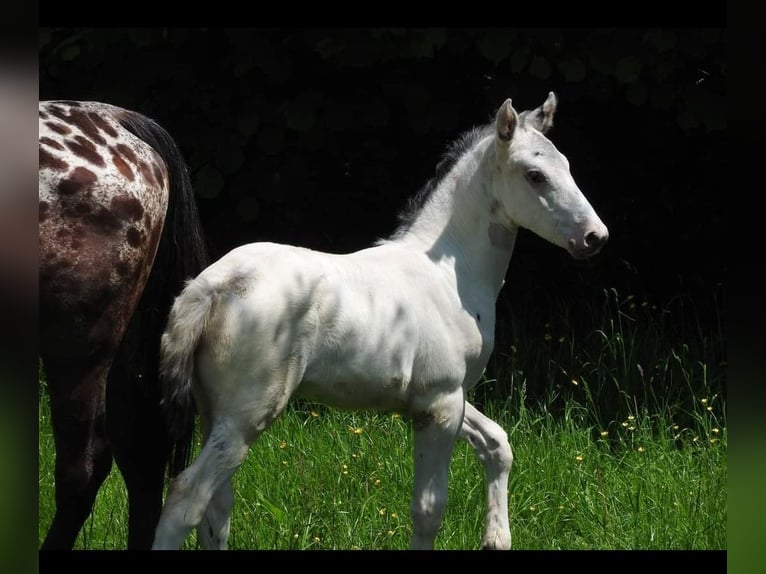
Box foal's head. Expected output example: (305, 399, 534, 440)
(489, 93, 608, 259)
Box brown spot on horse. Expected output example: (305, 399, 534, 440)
(47, 104, 69, 116)
(115, 261, 130, 276)
(67, 109, 107, 146)
(40, 147, 69, 171)
(40, 201, 50, 222)
(88, 112, 119, 138)
(45, 122, 72, 136)
(75, 202, 92, 215)
(40, 137, 64, 150)
(66, 136, 106, 167)
(110, 147, 135, 181)
(137, 160, 156, 186)
(84, 207, 122, 235)
(116, 143, 138, 165)
(126, 226, 144, 247)
(58, 167, 98, 196)
(111, 196, 145, 222)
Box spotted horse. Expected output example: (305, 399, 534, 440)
(39, 101, 208, 549)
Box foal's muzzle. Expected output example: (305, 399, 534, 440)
(568, 224, 609, 259)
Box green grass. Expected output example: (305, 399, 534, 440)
(38, 288, 726, 550)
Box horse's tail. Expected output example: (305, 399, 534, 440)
(158, 277, 216, 476)
(118, 109, 209, 478)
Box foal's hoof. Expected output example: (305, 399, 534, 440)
(480, 536, 512, 550)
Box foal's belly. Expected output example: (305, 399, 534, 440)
(297, 316, 483, 413)
(295, 374, 412, 412)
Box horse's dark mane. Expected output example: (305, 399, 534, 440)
(385, 124, 493, 241)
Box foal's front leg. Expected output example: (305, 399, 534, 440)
(459, 401, 513, 549)
(409, 390, 465, 550)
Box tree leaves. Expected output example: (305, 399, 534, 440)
(477, 30, 514, 64)
(285, 91, 322, 133)
(645, 29, 676, 53)
(529, 56, 552, 80)
(558, 58, 587, 83)
(194, 165, 224, 199)
(615, 56, 643, 84)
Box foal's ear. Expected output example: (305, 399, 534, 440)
(520, 91, 557, 134)
(495, 98, 519, 143)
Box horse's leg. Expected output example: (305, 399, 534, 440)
(106, 349, 167, 549)
(459, 401, 513, 550)
(41, 360, 114, 550)
(409, 389, 465, 550)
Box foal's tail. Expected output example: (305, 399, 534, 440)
(159, 278, 216, 475)
(118, 109, 209, 478)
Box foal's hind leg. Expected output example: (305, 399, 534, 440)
(409, 390, 465, 550)
(152, 419, 250, 550)
(198, 479, 234, 550)
(196, 413, 235, 550)
(41, 361, 114, 550)
(459, 401, 512, 550)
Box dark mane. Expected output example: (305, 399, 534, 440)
(383, 124, 493, 241)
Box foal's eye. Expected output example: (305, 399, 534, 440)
(525, 170, 546, 185)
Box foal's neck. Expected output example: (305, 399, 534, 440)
(397, 138, 515, 300)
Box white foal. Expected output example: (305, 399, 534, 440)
(152, 92, 608, 550)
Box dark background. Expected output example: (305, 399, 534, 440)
(39, 28, 727, 392)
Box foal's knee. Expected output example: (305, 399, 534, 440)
(164, 472, 207, 526)
(488, 426, 513, 471)
(410, 490, 448, 541)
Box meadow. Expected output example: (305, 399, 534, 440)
(38, 288, 726, 550)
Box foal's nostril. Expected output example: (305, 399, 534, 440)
(585, 231, 602, 248)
